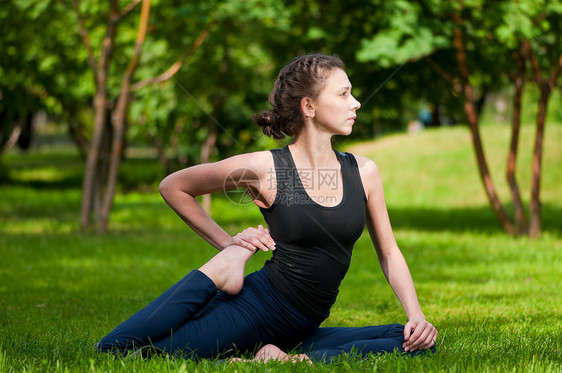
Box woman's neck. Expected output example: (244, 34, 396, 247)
(289, 133, 337, 169)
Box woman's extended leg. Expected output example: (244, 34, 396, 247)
(243, 324, 407, 363)
(297, 323, 434, 362)
(98, 245, 255, 354)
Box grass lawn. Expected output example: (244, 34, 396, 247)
(1, 124, 561, 372)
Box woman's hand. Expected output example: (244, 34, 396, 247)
(228, 225, 276, 252)
(403, 317, 437, 352)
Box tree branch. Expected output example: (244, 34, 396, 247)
(551, 53, 562, 88)
(72, 0, 97, 73)
(524, 40, 543, 83)
(425, 56, 462, 93)
(98, 0, 120, 86)
(132, 27, 211, 91)
(118, 0, 142, 20)
(128, 0, 151, 73)
(100, 0, 151, 232)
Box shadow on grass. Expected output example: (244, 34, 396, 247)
(1, 175, 84, 190)
(214, 201, 562, 236)
(2, 164, 560, 237)
(387, 204, 562, 235)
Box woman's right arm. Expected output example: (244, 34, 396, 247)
(159, 151, 275, 252)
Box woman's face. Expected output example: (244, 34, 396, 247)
(311, 68, 361, 136)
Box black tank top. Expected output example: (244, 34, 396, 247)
(260, 146, 367, 322)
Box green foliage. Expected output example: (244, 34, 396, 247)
(494, 2, 539, 47)
(357, 1, 450, 67)
(127, 0, 294, 164)
(2, 0, 562, 159)
(1, 126, 562, 371)
(357, 0, 562, 131)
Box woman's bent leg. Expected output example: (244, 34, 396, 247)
(98, 245, 255, 354)
(151, 269, 319, 359)
(99, 270, 217, 354)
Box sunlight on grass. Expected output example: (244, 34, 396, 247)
(11, 167, 64, 181)
(348, 124, 562, 208)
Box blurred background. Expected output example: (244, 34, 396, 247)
(1, 0, 561, 235)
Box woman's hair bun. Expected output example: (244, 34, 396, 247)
(253, 110, 285, 140)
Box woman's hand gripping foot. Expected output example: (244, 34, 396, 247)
(199, 224, 274, 295)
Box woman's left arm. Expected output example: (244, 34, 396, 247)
(355, 155, 437, 352)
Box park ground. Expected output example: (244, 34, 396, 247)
(1, 123, 561, 372)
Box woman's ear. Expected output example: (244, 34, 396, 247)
(300, 97, 316, 118)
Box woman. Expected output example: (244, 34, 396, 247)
(97, 54, 437, 363)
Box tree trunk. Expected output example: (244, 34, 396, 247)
(199, 45, 229, 215)
(75, 0, 210, 233)
(453, 21, 517, 235)
(506, 47, 528, 234)
(79, 0, 119, 232)
(200, 119, 218, 214)
(475, 92, 488, 121)
(100, 0, 151, 233)
(16, 112, 34, 151)
(200, 98, 222, 215)
(526, 44, 562, 238)
(0, 115, 24, 154)
(81, 89, 109, 230)
(94, 119, 113, 226)
(529, 82, 550, 237)
(431, 104, 441, 126)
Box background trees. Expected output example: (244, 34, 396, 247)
(358, 0, 562, 237)
(0, 0, 93, 156)
(1, 0, 560, 235)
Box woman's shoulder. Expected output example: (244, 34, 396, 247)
(344, 153, 383, 198)
(230, 149, 272, 162)
(208, 150, 275, 193)
(344, 153, 380, 175)
(221, 150, 274, 176)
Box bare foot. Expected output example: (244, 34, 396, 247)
(228, 357, 252, 363)
(254, 344, 311, 364)
(198, 245, 255, 295)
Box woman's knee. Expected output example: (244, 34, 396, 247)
(97, 327, 145, 354)
(384, 323, 406, 341)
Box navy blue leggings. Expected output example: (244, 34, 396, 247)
(98, 268, 417, 361)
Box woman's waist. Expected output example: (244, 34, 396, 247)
(244, 267, 322, 327)
(263, 260, 344, 323)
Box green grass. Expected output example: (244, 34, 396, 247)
(1, 123, 561, 372)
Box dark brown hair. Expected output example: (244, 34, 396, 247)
(254, 54, 345, 139)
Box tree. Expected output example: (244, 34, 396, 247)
(523, 27, 562, 236)
(0, 0, 93, 157)
(72, 0, 214, 232)
(73, 0, 296, 231)
(483, 0, 562, 237)
(357, 0, 562, 237)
